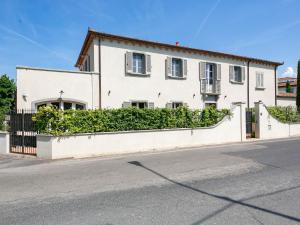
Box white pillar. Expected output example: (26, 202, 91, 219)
(0, 132, 10, 154)
(232, 102, 246, 142)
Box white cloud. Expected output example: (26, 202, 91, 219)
(281, 67, 296, 77)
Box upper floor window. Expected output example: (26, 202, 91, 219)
(199, 62, 221, 95)
(229, 65, 245, 83)
(166, 57, 187, 79)
(256, 72, 264, 89)
(133, 53, 145, 74)
(126, 52, 151, 75)
(206, 63, 215, 85)
(172, 58, 183, 77)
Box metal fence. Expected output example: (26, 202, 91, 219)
(9, 109, 37, 155)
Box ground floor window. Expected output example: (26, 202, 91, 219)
(36, 101, 86, 110)
(205, 102, 217, 108)
(131, 101, 148, 109)
(172, 102, 183, 109)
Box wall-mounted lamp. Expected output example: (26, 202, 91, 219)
(193, 93, 196, 98)
(108, 90, 111, 96)
(22, 94, 28, 101)
(158, 92, 161, 97)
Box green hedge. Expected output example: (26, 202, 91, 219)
(267, 106, 300, 123)
(0, 109, 5, 130)
(33, 106, 231, 135)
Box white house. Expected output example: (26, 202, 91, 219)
(17, 28, 283, 111)
(277, 77, 297, 106)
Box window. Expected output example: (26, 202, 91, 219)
(172, 102, 183, 109)
(37, 104, 46, 110)
(63, 102, 72, 110)
(206, 63, 215, 85)
(205, 103, 217, 108)
(133, 53, 145, 74)
(234, 66, 242, 82)
(131, 101, 148, 109)
(76, 104, 85, 110)
(256, 72, 264, 88)
(172, 58, 183, 77)
(50, 102, 60, 109)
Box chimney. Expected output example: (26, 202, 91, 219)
(175, 41, 180, 46)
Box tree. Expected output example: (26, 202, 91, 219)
(286, 80, 292, 93)
(0, 74, 16, 112)
(297, 60, 300, 111)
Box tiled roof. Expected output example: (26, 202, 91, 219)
(277, 93, 296, 98)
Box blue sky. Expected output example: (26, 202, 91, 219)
(0, 0, 299, 79)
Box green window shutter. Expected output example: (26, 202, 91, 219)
(122, 101, 131, 108)
(146, 54, 151, 74)
(242, 67, 246, 82)
(183, 59, 188, 78)
(126, 52, 133, 74)
(166, 57, 172, 77)
(148, 102, 154, 109)
(166, 103, 172, 108)
(216, 64, 221, 80)
(199, 62, 206, 80)
(229, 65, 234, 82)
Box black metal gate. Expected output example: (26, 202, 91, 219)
(246, 109, 255, 138)
(9, 109, 37, 155)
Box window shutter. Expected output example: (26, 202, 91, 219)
(242, 67, 245, 82)
(229, 65, 234, 82)
(261, 73, 264, 87)
(201, 80, 207, 93)
(148, 102, 154, 109)
(166, 57, 172, 77)
(122, 101, 131, 108)
(146, 54, 151, 74)
(256, 73, 260, 88)
(216, 80, 221, 94)
(166, 103, 172, 108)
(183, 59, 188, 78)
(216, 64, 221, 80)
(199, 62, 206, 80)
(125, 52, 133, 74)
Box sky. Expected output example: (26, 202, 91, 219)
(0, 0, 299, 80)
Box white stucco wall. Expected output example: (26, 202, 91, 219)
(277, 97, 296, 106)
(255, 102, 300, 139)
(0, 132, 9, 154)
(37, 103, 246, 159)
(17, 67, 100, 110)
(98, 39, 276, 109)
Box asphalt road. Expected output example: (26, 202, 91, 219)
(1, 137, 300, 225)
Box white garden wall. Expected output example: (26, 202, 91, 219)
(37, 103, 246, 159)
(0, 132, 9, 154)
(255, 101, 300, 139)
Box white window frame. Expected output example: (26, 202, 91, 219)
(171, 58, 183, 78)
(131, 101, 148, 109)
(132, 52, 146, 75)
(256, 72, 265, 89)
(172, 102, 183, 109)
(36, 101, 86, 110)
(233, 66, 242, 83)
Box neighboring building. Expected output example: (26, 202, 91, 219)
(277, 77, 297, 106)
(17, 29, 283, 110)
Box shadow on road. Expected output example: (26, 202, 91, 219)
(128, 161, 300, 225)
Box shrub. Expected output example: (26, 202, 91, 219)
(267, 106, 300, 123)
(0, 109, 5, 130)
(33, 106, 231, 135)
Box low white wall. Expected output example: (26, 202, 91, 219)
(255, 102, 300, 139)
(37, 104, 246, 159)
(0, 132, 9, 154)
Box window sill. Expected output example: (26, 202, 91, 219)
(202, 92, 220, 96)
(126, 72, 150, 77)
(255, 87, 265, 90)
(230, 80, 244, 85)
(167, 75, 186, 80)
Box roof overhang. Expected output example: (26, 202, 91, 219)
(75, 28, 284, 68)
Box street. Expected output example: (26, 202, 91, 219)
(1, 137, 300, 225)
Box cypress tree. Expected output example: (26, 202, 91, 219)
(297, 60, 300, 111)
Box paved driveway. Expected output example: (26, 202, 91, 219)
(1, 137, 300, 225)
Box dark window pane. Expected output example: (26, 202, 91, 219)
(64, 102, 72, 110)
(51, 102, 60, 109)
(76, 104, 84, 110)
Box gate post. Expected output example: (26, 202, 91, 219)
(0, 132, 10, 154)
(254, 101, 263, 138)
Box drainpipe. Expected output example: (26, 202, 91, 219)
(98, 38, 102, 109)
(274, 65, 278, 106)
(247, 60, 250, 109)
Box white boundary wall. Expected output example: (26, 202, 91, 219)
(37, 103, 246, 159)
(255, 101, 300, 139)
(0, 132, 9, 154)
